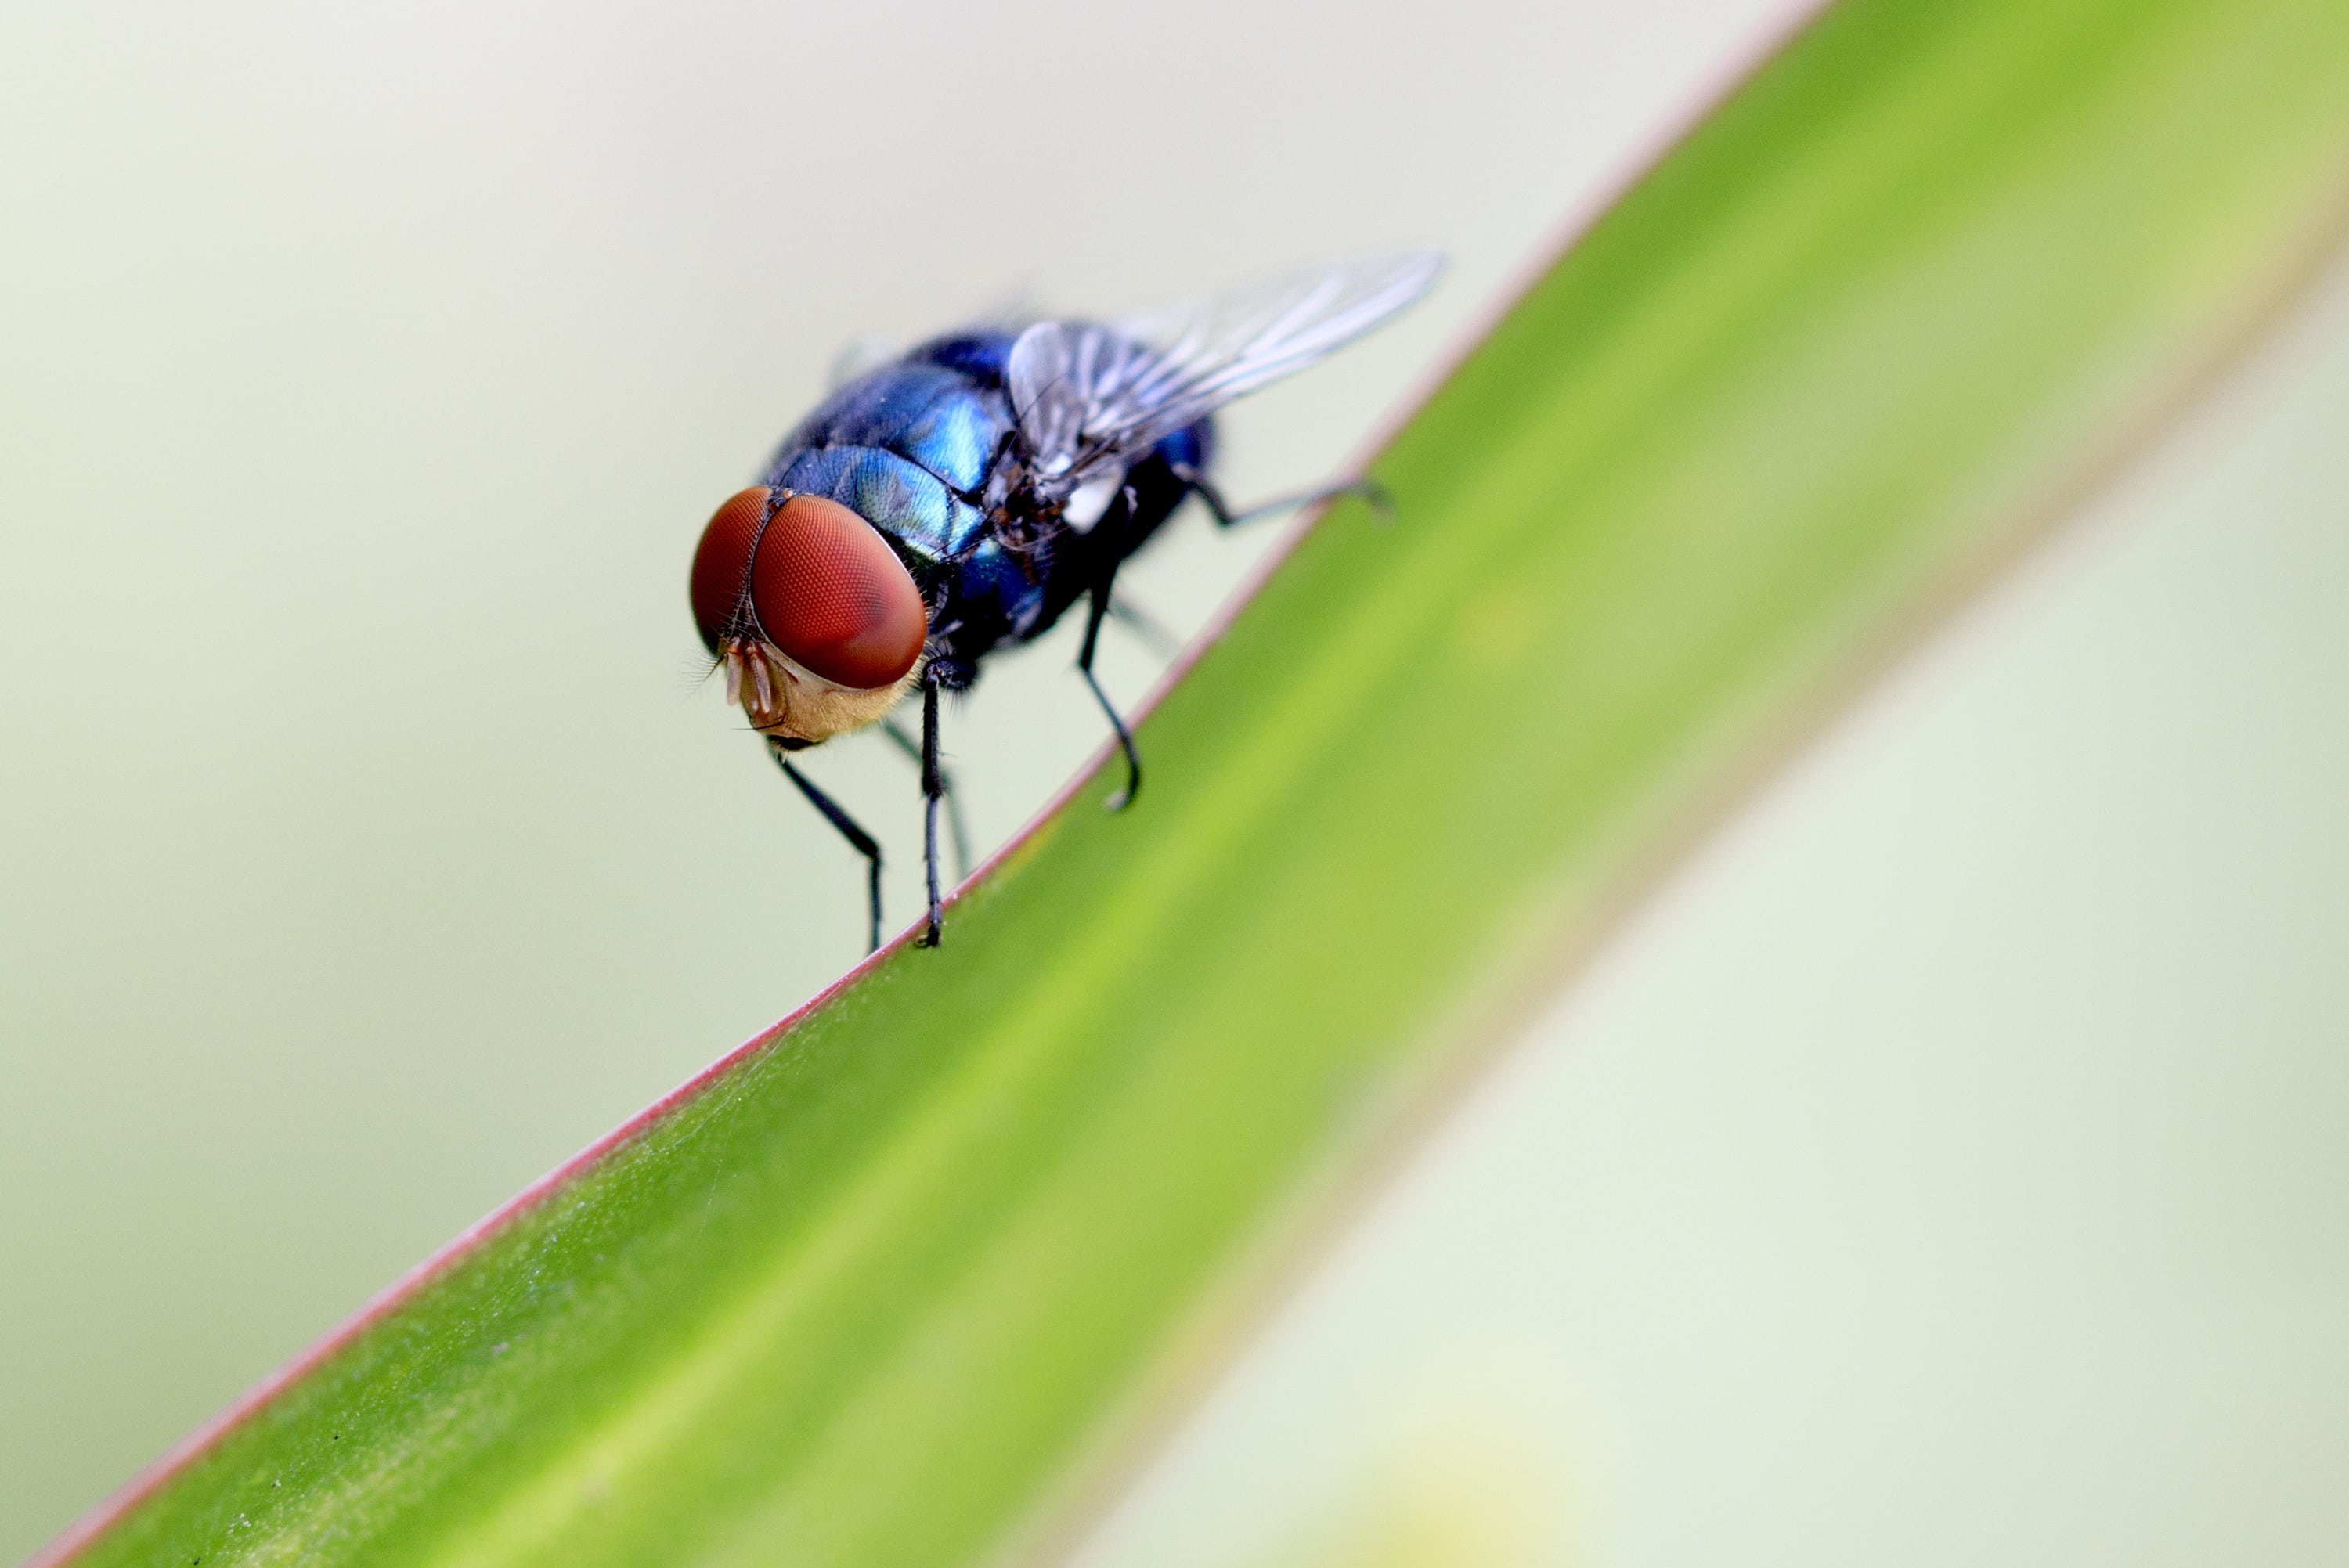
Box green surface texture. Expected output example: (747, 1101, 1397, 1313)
(44, 0, 2349, 1563)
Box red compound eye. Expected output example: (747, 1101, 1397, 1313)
(689, 487, 771, 655)
(688, 487, 927, 690)
(752, 493, 928, 687)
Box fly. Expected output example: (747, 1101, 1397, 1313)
(688, 252, 1444, 950)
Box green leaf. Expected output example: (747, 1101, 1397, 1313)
(45, 1, 2349, 1563)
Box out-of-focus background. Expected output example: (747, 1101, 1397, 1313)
(3, 2, 2344, 1564)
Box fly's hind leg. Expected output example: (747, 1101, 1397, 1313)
(1172, 463, 1395, 528)
(1105, 592, 1182, 660)
(771, 737, 884, 953)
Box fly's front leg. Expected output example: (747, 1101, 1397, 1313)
(1172, 463, 1394, 528)
(916, 669, 947, 947)
(882, 716, 969, 880)
(770, 737, 884, 953)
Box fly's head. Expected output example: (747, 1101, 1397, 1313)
(689, 488, 929, 744)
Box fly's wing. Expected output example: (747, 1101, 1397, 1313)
(1007, 251, 1444, 497)
(827, 336, 900, 390)
(824, 282, 1039, 391)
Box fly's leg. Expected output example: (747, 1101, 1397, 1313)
(917, 669, 947, 946)
(1078, 553, 1143, 813)
(1106, 592, 1183, 660)
(1173, 464, 1395, 528)
(771, 737, 884, 953)
(882, 716, 969, 881)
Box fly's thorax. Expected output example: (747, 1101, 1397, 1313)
(723, 638, 919, 744)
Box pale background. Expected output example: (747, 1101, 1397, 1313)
(3, 2, 2344, 1563)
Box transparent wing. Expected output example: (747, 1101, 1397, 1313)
(1007, 251, 1444, 495)
(827, 335, 900, 390)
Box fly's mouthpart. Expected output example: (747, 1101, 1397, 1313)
(722, 637, 784, 728)
(720, 633, 923, 746)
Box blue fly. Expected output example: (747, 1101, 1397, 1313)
(689, 252, 1444, 950)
